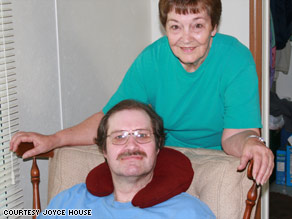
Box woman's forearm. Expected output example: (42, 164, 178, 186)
(52, 111, 104, 147)
(221, 128, 260, 157)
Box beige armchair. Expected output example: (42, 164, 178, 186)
(47, 145, 259, 219)
(17, 143, 260, 219)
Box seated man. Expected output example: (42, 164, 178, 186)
(39, 100, 215, 218)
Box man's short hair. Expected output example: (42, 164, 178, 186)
(95, 99, 166, 153)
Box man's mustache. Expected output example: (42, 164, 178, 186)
(117, 150, 147, 160)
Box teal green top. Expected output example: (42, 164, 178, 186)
(103, 33, 262, 150)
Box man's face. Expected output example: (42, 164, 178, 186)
(166, 8, 217, 72)
(104, 109, 158, 179)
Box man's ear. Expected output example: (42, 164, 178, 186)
(156, 148, 160, 155)
(103, 148, 107, 158)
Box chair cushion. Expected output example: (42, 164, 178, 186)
(85, 147, 194, 208)
(48, 145, 104, 202)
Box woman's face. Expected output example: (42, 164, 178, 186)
(166, 9, 217, 72)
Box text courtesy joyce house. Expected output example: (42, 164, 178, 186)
(2, 208, 92, 217)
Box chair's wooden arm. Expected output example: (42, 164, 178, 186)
(243, 160, 259, 219)
(15, 142, 54, 219)
(15, 142, 54, 159)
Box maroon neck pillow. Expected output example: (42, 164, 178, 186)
(86, 147, 194, 208)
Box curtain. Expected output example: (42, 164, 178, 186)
(0, 0, 23, 218)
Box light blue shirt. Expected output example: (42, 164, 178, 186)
(38, 183, 215, 219)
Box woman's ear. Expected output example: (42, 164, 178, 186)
(211, 25, 217, 37)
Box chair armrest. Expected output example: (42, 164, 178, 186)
(15, 142, 54, 159)
(244, 160, 259, 219)
(173, 147, 260, 219)
(15, 142, 54, 218)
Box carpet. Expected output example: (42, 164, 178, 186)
(269, 192, 292, 219)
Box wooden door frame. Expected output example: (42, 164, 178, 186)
(250, 1, 263, 218)
(249, 0, 262, 99)
(249, 1, 271, 219)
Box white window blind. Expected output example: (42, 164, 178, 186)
(0, 0, 23, 218)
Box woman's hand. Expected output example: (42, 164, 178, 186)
(222, 128, 274, 185)
(10, 131, 58, 159)
(237, 137, 274, 185)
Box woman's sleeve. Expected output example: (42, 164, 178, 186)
(223, 63, 262, 129)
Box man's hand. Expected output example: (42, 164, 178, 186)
(237, 137, 274, 185)
(10, 132, 57, 159)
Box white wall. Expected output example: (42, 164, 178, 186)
(56, 1, 151, 128)
(13, 0, 61, 210)
(13, 0, 151, 209)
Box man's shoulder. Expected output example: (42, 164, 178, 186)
(46, 183, 105, 210)
(165, 192, 205, 206)
(62, 183, 87, 194)
(51, 183, 97, 203)
(154, 193, 215, 218)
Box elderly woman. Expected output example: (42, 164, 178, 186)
(11, 0, 274, 185)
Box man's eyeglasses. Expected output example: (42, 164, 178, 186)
(107, 129, 153, 145)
